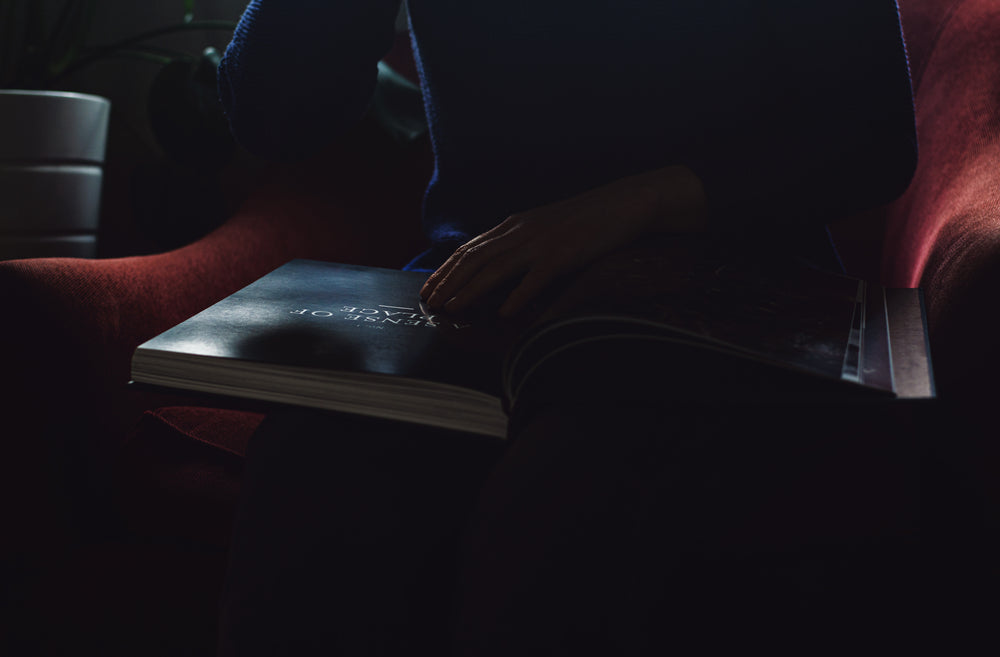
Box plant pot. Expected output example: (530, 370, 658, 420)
(0, 90, 111, 260)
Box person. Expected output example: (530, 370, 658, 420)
(215, 1, 918, 655)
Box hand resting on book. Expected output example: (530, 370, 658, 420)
(419, 165, 707, 317)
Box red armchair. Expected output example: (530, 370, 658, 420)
(1, 99, 434, 654)
(2, 0, 998, 653)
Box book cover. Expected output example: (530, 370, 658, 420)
(131, 260, 517, 438)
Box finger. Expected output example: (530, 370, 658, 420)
(420, 216, 523, 300)
(498, 265, 559, 317)
(471, 213, 523, 243)
(420, 234, 499, 301)
(420, 249, 463, 301)
(443, 250, 530, 313)
(428, 247, 508, 309)
(426, 234, 524, 309)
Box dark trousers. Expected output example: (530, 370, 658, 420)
(218, 403, 967, 656)
(217, 409, 503, 656)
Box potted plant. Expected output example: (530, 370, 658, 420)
(0, 0, 236, 259)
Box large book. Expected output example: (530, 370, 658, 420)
(130, 243, 935, 440)
(501, 241, 935, 414)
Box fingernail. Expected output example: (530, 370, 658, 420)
(444, 296, 460, 311)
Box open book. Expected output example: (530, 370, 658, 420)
(130, 247, 935, 439)
(502, 242, 935, 414)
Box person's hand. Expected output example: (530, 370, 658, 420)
(419, 165, 707, 317)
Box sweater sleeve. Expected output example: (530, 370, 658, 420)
(218, 0, 403, 161)
(696, 0, 917, 233)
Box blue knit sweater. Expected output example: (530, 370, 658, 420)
(218, 1, 916, 271)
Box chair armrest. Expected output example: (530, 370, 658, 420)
(883, 0, 1000, 537)
(0, 128, 430, 555)
(884, 0, 1000, 398)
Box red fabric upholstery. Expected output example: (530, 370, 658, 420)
(115, 407, 263, 549)
(0, 124, 429, 452)
(884, 0, 1000, 520)
(0, 122, 431, 653)
(888, 0, 1000, 396)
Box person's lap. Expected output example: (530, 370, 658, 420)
(219, 401, 935, 656)
(217, 408, 504, 656)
